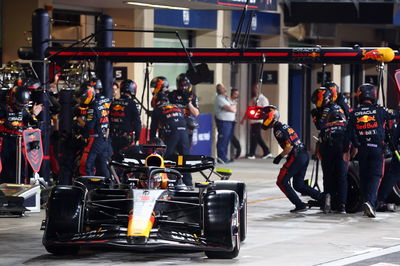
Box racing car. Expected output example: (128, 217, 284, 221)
(41, 150, 247, 259)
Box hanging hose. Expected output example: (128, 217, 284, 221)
(243, 10, 256, 49)
(146, 64, 151, 142)
(231, 0, 250, 48)
(320, 63, 327, 86)
(259, 54, 266, 81)
(139, 62, 151, 142)
(256, 54, 266, 100)
(376, 62, 385, 105)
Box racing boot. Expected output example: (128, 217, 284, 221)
(290, 203, 308, 213)
(337, 204, 346, 214)
(307, 199, 320, 209)
(363, 201, 376, 218)
(376, 201, 387, 212)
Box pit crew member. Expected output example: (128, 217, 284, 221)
(261, 105, 328, 213)
(78, 81, 111, 178)
(0, 85, 42, 183)
(348, 83, 398, 218)
(150, 92, 192, 187)
(109, 79, 141, 155)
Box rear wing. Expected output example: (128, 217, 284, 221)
(114, 154, 216, 173)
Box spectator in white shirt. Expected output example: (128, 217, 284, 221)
(214, 84, 236, 163)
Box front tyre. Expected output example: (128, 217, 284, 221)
(43, 186, 84, 255)
(204, 190, 240, 259)
(346, 162, 362, 213)
(213, 181, 247, 241)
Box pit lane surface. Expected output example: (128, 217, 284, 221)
(1, 159, 400, 266)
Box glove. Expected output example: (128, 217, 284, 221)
(311, 108, 320, 122)
(273, 155, 283, 165)
(181, 90, 191, 105)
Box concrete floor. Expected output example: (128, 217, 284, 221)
(1, 158, 400, 266)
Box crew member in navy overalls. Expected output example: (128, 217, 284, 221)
(90, 78, 113, 176)
(168, 74, 199, 146)
(261, 105, 328, 213)
(377, 120, 400, 212)
(150, 92, 192, 186)
(348, 83, 398, 218)
(110, 79, 141, 155)
(311, 87, 349, 213)
(58, 98, 88, 185)
(318, 109, 349, 214)
(0, 85, 41, 183)
(78, 81, 110, 178)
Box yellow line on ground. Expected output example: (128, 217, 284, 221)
(248, 197, 286, 204)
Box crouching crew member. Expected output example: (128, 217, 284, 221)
(110, 79, 141, 155)
(150, 92, 192, 187)
(261, 105, 328, 213)
(311, 87, 349, 213)
(348, 83, 398, 218)
(78, 81, 111, 178)
(0, 85, 42, 183)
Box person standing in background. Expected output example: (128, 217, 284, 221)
(230, 88, 241, 160)
(242, 83, 272, 159)
(112, 82, 120, 100)
(214, 84, 236, 164)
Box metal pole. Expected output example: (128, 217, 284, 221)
(32, 8, 50, 181)
(16, 136, 22, 184)
(96, 15, 114, 99)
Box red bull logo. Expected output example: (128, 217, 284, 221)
(309, 52, 320, 57)
(357, 115, 375, 123)
(356, 115, 378, 130)
(29, 134, 37, 141)
(112, 105, 125, 111)
(11, 121, 23, 127)
(101, 110, 109, 117)
(361, 48, 395, 62)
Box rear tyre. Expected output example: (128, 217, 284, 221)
(43, 186, 84, 254)
(204, 190, 240, 259)
(389, 182, 400, 205)
(213, 181, 247, 241)
(346, 163, 362, 213)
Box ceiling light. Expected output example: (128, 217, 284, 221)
(124, 1, 189, 10)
